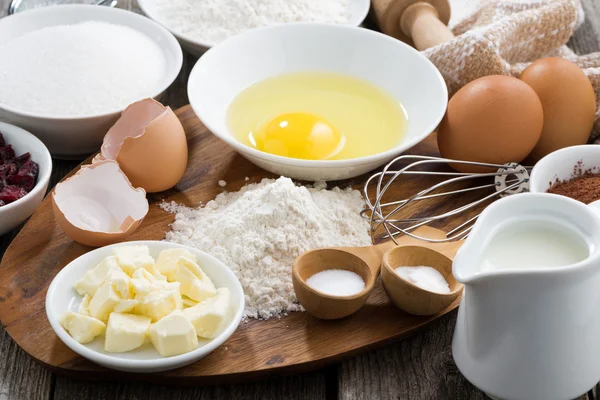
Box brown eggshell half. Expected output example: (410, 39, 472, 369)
(101, 98, 188, 193)
(438, 75, 544, 173)
(51, 160, 149, 247)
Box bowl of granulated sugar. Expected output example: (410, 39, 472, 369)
(137, 0, 370, 55)
(0, 5, 182, 158)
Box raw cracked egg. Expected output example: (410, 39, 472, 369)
(227, 72, 408, 161)
(253, 112, 344, 160)
(99, 98, 188, 193)
(52, 160, 149, 247)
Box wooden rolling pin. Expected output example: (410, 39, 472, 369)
(371, 0, 455, 51)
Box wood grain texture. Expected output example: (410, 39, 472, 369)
(0, 106, 464, 383)
(54, 372, 327, 400)
(0, 0, 598, 398)
(0, 2, 55, 400)
(340, 3, 600, 399)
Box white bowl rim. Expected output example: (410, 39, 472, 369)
(137, 0, 371, 50)
(529, 144, 600, 193)
(45, 240, 245, 371)
(0, 121, 52, 213)
(187, 23, 449, 169)
(0, 4, 183, 121)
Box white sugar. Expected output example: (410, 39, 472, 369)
(394, 266, 450, 294)
(152, 0, 352, 45)
(0, 21, 166, 117)
(306, 269, 365, 297)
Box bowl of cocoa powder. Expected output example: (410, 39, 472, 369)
(530, 145, 600, 205)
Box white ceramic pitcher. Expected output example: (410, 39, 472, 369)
(452, 192, 600, 400)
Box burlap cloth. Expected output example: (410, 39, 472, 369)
(422, 0, 600, 141)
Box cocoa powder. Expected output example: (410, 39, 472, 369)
(548, 173, 600, 204)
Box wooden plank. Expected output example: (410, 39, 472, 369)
(54, 372, 327, 400)
(0, 3, 53, 400)
(339, 1, 600, 398)
(0, 326, 53, 400)
(338, 312, 591, 400)
(1, 0, 599, 398)
(0, 105, 469, 383)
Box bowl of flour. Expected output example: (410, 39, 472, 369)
(137, 0, 371, 55)
(0, 5, 182, 158)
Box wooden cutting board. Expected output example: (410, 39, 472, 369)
(0, 106, 478, 383)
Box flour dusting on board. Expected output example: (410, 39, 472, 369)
(161, 177, 370, 319)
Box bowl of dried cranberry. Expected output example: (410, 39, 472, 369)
(0, 122, 52, 235)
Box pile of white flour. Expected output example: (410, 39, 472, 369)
(151, 0, 352, 44)
(162, 177, 370, 319)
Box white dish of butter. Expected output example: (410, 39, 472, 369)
(46, 241, 244, 373)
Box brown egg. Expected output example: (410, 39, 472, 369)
(100, 98, 188, 193)
(520, 57, 596, 162)
(438, 75, 544, 173)
(52, 160, 149, 247)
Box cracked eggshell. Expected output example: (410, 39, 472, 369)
(101, 98, 188, 193)
(51, 160, 149, 247)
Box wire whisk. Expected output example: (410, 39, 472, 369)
(362, 155, 530, 244)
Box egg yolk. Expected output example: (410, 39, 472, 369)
(251, 113, 344, 160)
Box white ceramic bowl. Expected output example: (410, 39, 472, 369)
(188, 24, 448, 181)
(137, 0, 371, 56)
(0, 5, 183, 158)
(529, 145, 600, 193)
(0, 122, 52, 236)
(46, 241, 245, 373)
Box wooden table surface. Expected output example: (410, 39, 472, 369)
(0, 1, 599, 399)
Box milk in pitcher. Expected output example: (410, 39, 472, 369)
(481, 220, 590, 271)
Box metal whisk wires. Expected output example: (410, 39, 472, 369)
(362, 155, 530, 244)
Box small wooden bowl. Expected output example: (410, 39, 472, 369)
(381, 245, 463, 316)
(292, 249, 377, 320)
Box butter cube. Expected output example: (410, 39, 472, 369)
(131, 277, 153, 298)
(105, 313, 151, 353)
(173, 257, 216, 302)
(114, 299, 139, 313)
(132, 268, 157, 282)
(144, 264, 167, 281)
(149, 310, 198, 357)
(78, 294, 92, 316)
(89, 281, 121, 322)
(104, 269, 133, 299)
(73, 256, 121, 297)
(132, 270, 179, 300)
(138, 288, 183, 322)
(182, 296, 198, 309)
(60, 311, 106, 344)
(183, 288, 230, 339)
(156, 248, 197, 279)
(113, 245, 162, 278)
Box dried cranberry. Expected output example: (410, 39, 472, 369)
(9, 160, 38, 192)
(0, 163, 17, 185)
(0, 145, 15, 163)
(14, 152, 31, 166)
(0, 185, 27, 204)
(0, 132, 4, 146)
